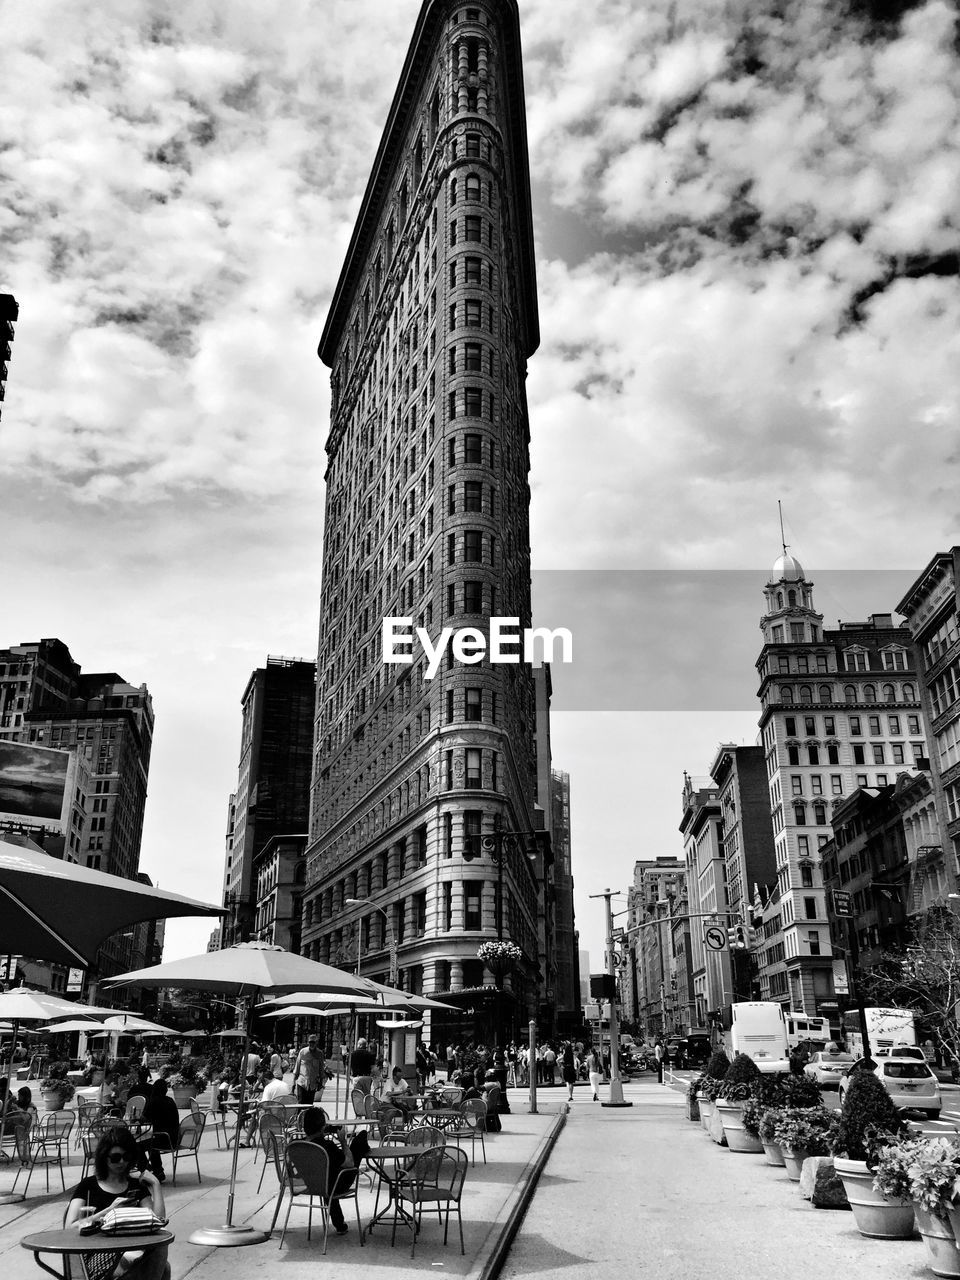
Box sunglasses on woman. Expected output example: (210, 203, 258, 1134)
(107, 1152, 130, 1163)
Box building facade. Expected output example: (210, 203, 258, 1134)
(1, 638, 154, 993)
(627, 856, 687, 1038)
(678, 775, 730, 1028)
(301, 0, 546, 1045)
(221, 656, 315, 947)
(756, 552, 928, 1015)
(0, 293, 17, 426)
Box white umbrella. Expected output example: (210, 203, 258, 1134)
(108, 942, 377, 1248)
(42, 1019, 106, 1034)
(103, 1015, 177, 1035)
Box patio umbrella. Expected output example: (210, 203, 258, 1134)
(41, 1019, 106, 1034)
(216, 1028, 248, 1038)
(103, 1015, 177, 1035)
(0, 836, 224, 968)
(108, 941, 377, 1248)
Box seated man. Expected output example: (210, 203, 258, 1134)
(301, 1108, 370, 1236)
(383, 1066, 415, 1113)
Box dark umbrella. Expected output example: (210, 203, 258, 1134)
(109, 941, 377, 1247)
(0, 836, 224, 967)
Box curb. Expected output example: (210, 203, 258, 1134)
(473, 1108, 567, 1280)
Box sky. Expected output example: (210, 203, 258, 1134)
(2, 0, 959, 976)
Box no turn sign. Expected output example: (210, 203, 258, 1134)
(704, 926, 726, 951)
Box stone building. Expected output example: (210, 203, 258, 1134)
(300, 0, 547, 1046)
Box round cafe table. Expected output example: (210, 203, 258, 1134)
(21, 1227, 174, 1280)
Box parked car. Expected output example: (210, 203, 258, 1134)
(838, 1054, 942, 1119)
(874, 1045, 925, 1060)
(803, 1049, 855, 1086)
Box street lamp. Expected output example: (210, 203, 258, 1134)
(345, 898, 398, 987)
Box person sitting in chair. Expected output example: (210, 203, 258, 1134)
(383, 1066, 415, 1113)
(301, 1108, 370, 1236)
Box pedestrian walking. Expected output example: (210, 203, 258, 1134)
(293, 1034, 324, 1104)
(586, 1046, 603, 1101)
(654, 1039, 664, 1084)
(561, 1041, 576, 1101)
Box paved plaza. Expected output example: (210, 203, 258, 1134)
(2, 1074, 951, 1280)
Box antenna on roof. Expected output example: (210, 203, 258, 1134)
(778, 500, 788, 557)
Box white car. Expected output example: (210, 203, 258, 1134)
(839, 1055, 942, 1119)
(803, 1050, 854, 1086)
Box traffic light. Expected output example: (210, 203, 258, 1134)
(727, 924, 748, 950)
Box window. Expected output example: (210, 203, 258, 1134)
(804, 897, 817, 920)
(465, 174, 481, 201)
(465, 386, 482, 416)
(892, 744, 905, 765)
(790, 623, 805, 642)
(876, 773, 888, 786)
(464, 580, 483, 613)
(465, 298, 482, 327)
(464, 342, 482, 371)
(824, 716, 835, 734)
(813, 803, 826, 825)
(869, 715, 881, 735)
(819, 684, 832, 703)
(804, 716, 816, 735)
(872, 744, 885, 764)
(831, 775, 843, 794)
(801, 864, 814, 887)
(447, 533, 456, 564)
(464, 480, 483, 511)
(465, 216, 482, 242)
(465, 747, 482, 787)
(791, 776, 804, 796)
(465, 133, 480, 158)
(853, 744, 865, 764)
(844, 686, 857, 703)
(811, 775, 823, 794)
(884, 649, 907, 670)
(864, 684, 877, 704)
(465, 687, 482, 721)
(464, 433, 482, 463)
(464, 881, 482, 931)
(464, 809, 482, 858)
(785, 717, 797, 736)
(888, 715, 900, 734)
(442, 880, 453, 928)
(464, 530, 482, 561)
(856, 773, 868, 787)
(464, 256, 481, 283)
(808, 930, 821, 956)
(883, 684, 896, 703)
(827, 743, 840, 764)
(808, 744, 820, 765)
(846, 650, 868, 671)
(787, 745, 800, 765)
(849, 716, 861, 735)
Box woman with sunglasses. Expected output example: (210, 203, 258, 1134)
(64, 1127, 169, 1280)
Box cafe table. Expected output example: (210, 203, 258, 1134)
(363, 1144, 429, 1238)
(21, 1227, 174, 1280)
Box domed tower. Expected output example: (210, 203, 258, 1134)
(759, 550, 823, 646)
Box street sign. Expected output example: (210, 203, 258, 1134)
(832, 960, 849, 995)
(832, 890, 853, 917)
(704, 926, 726, 951)
(611, 950, 624, 968)
(612, 927, 624, 943)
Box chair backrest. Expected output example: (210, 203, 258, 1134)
(265, 1129, 286, 1183)
(484, 1084, 501, 1112)
(437, 1146, 469, 1197)
(406, 1123, 443, 1148)
(188, 1098, 202, 1119)
(460, 1098, 487, 1129)
(362, 1094, 379, 1119)
(284, 1139, 331, 1199)
(376, 1106, 404, 1140)
(257, 1111, 285, 1149)
(177, 1112, 205, 1151)
(125, 1096, 146, 1122)
(42, 1110, 75, 1142)
(350, 1089, 366, 1118)
(440, 1087, 464, 1106)
(403, 1145, 445, 1187)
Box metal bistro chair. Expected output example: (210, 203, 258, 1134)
(124, 1095, 147, 1126)
(152, 1112, 205, 1184)
(276, 1139, 364, 1254)
(394, 1145, 469, 1258)
(188, 1096, 228, 1149)
(79, 1119, 113, 1181)
(14, 1109, 75, 1196)
(448, 1098, 487, 1165)
(439, 1086, 464, 1107)
(255, 1113, 287, 1193)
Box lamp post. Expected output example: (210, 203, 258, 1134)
(344, 898, 397, 986)
(589, 889, 632, 1108)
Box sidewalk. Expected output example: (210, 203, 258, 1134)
(0, 1088, 566, 1280)
(501, 1076, 927, 1280)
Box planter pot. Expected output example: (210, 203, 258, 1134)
(916, 1205, 960, 1278)
(40, 1089, 68, 1112)
(781, 1145, 810, 1182)
(171, 1085, 199, 1109)
(716, 1100, 764, 1153)
(708, 1101, 728, 1145)
(761, 1140, 785, 1166)
(698, 1097, 714, 1131)
(833, 1156, 915, 1239)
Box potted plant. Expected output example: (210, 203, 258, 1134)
(759, 1107, 787, 1166)
(166, 1055, 203, 1107)
(771, 1107, 837, 1181)
(831, 1068, 913, 1238)
(716, 1053, 764, 1153)
(875, 1136, 960, 1276)
(39, 1061, 76, 1110)
(697, 1050, 731, 1133)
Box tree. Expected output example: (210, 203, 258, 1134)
(857, 905, 960, 1073)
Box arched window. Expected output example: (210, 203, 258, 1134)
(788, 589, 797, 606)
(864, 684, 877, 703)
(777, 592, 784, 608)
(844, 685, 857, 704)
(818, 684, 832, 703)
(780, 686, 794, 703)
(465, 173, 481, 202)
(882, 683, 896, 703)
(449, 177, 457, 205)
(903, 683, 915, 700)
(799, 685, 813, 704)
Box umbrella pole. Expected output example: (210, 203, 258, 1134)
(187, 994, 267, 1248)
(0, 1017, 25, 1204)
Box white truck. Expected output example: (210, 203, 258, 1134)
(720, 1001, 790, 1074)
(844, 1007, 916, 1059)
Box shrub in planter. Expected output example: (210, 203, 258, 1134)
(718, 1053, 761, 1102)
(772, 1107, 837, 1157)
(832, 1069, 908, 1165)
(698, 1050, 732, 1103)
(873, 1136, 960, 1214)
(780, 1073, 822, 1108)
(40, 1061, 75, 1102)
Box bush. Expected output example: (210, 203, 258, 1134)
(773, 1106, 837, 1155)
(833, 1069, 908, 1164)
(873, 1136, 960, 1215)
(780, 1073, 822, 1107)
(719, 1053, 761, 1101)
(705, 1050, 731, 1079)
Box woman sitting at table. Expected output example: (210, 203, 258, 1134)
(0, 1077, 31, 1159)
(64, 1126, 169, 1280)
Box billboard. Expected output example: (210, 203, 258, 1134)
(0, 741, 74, 832)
